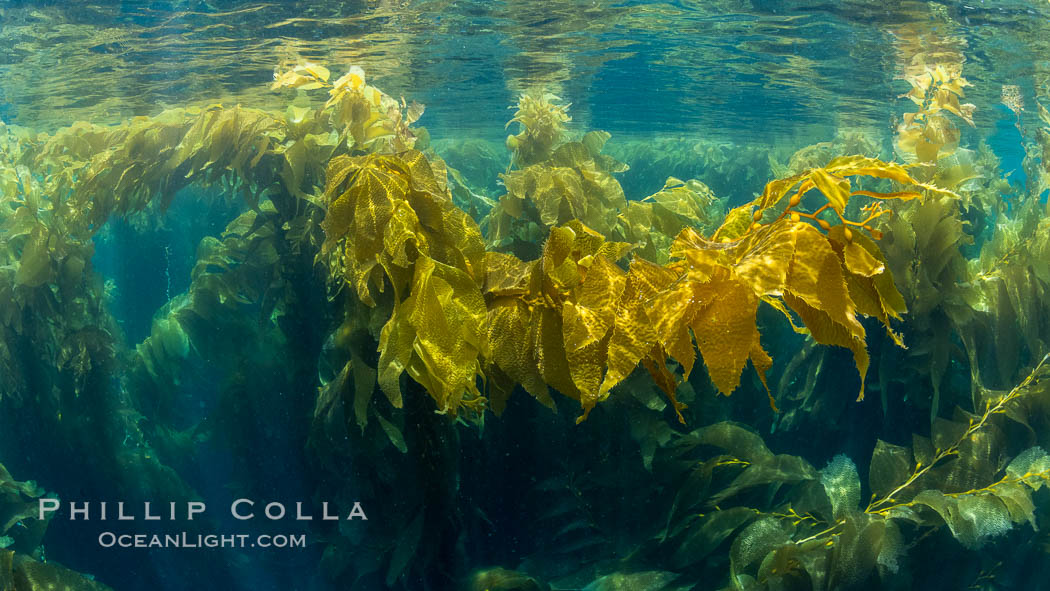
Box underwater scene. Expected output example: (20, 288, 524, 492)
(2, 0, 1050, 590)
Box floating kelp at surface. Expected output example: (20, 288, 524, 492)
(895, 63, 976, 163)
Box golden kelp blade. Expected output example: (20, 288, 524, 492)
(379, 256, 486, 415)
(320, 149, 489, 417)
(482, 222, 636, 421)
(621, 209, 909, 404)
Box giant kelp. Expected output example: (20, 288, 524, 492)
(2, 49, 1049, 591)
(646, 355, 1050, 590)
(1, 62, 946, 440)
(320, 149, 488, 416)
(0, 63, 437, 588)
(0, 462, 112, 591)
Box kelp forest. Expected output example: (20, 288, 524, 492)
(2, 7, 1050, 591)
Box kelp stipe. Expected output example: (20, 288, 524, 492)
(866, 355, 1050, 548)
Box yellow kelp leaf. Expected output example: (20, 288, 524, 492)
(303, 63, 331, 82)
(542, 225, 584, 291)
(731, 222, 797, 297)
(651, 272, 700, 356)
(271, 70, 312, 90)
(826, 225, 906, 345)
(582, 130, 612, 156)
(412, 191, 486, 282)
(669, 228, 721, 281)
(823, 155, 917, 186)
(486, 299, 552, 408)
(485, 222, 634, 419)
(809, 168, 851, 215)
(754, 174, 805, 211)
(641, 348, 686, 423)
(783, 292, 870, 400)
(377, 301, 413, 408)
(332, 66, 366, 93)
(595, 238, 632, 264)
(649, 178, 720, 220)
(842, 241, 885, 277)
(550, 141, 595, 169)
(483, 251, 532, 296)
(665, 318, 697, 381)
(784, 221, 864, 339)
(535, 305, 578, 401)
(323, 150, 486, 305)
(599, 264, 661, 397)
(382, 199, 426, 270)
(713, 203, 759, 242)
(320, 149, 492, 417)
(380, 256, 486, 415)
(563, 255, 624, 352)
(934, 89, 976, 126)
(536, 168, 582, 227)
(624, 179, 726, 260)
(341, 163, 406, 298)
(689, 273, 759, 396)
(286, 105, 312, 124)
(913, 135, 941, 163)
(272, 63, 331, 90)
(907, 114, 961, 162)
(749, 335, 777, 411)
(563, 255, 626, 405)
(625, 255, 678, 301)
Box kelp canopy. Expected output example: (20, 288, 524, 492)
(2, 11, 1050, 590)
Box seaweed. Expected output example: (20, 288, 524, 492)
(648, 356, 1050, 590)
(895, 63, 976, 164)
(487, 119, 630, 257)
(320, 149, 488, 416)
(3, 54, 1050, 591)
(504, 93, 572, 169)
(0, 462, 112, 590)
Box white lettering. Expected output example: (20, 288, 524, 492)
(70, 502, 90, 521)
(322, 502, 338, 520)
(264, 502, 286, 520)
(231, 499, 254, 520)
(347, 502, 367, 520)
(187, 501, 206, 520)
(38, 499, 60, 521)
